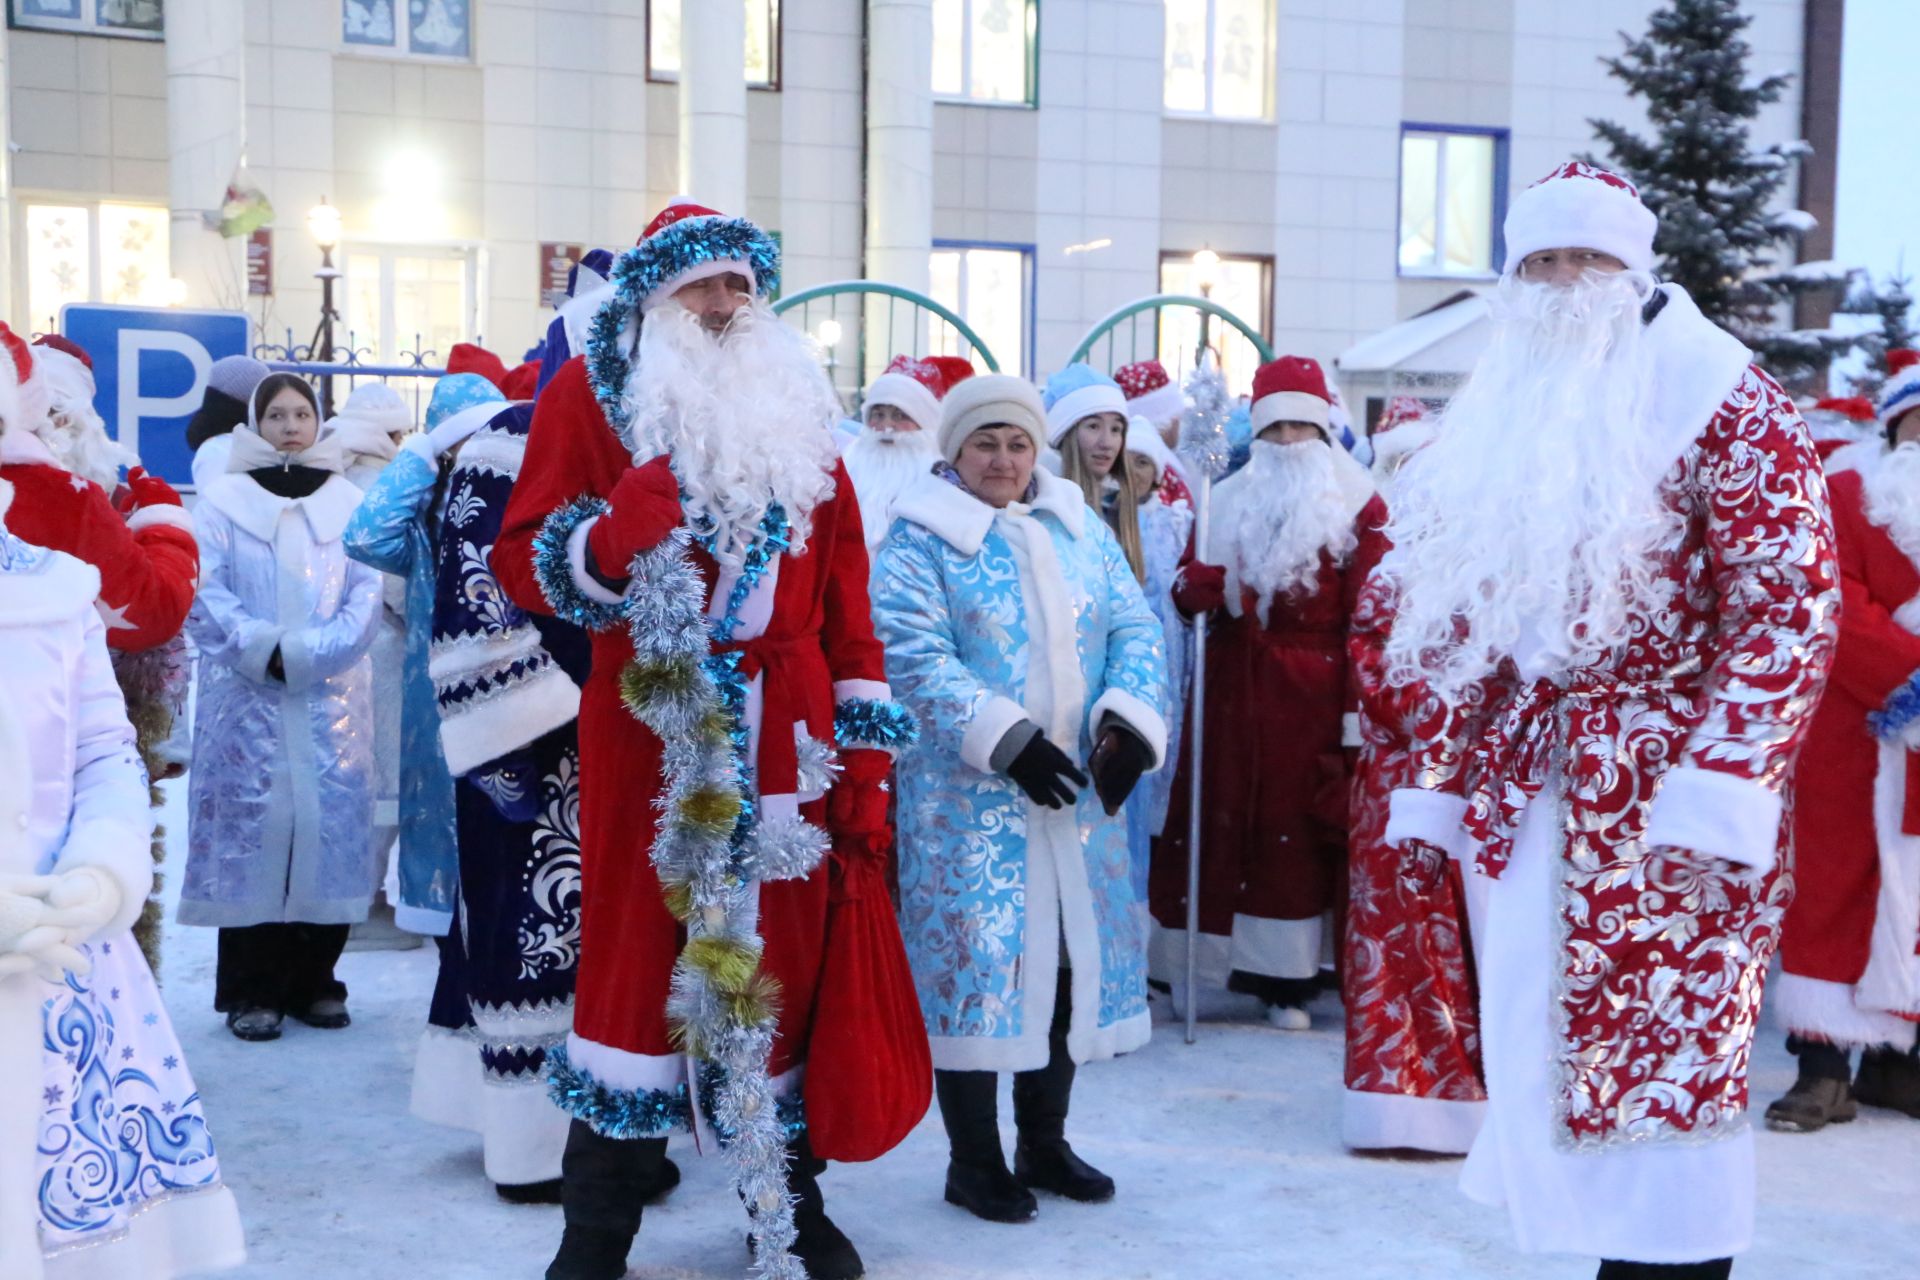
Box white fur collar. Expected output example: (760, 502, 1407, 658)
(200, 472, 365, 545)
(1825, 438, 1883, 479)
(1644, 282, 1755, 472)
(891, 467, 1086, 556)
(0, 426, 59, 469)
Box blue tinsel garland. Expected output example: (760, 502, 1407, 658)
(697, 1062, 808, 1148)
(1869, 671, 1920, 741)
(834, 696, 920, 752)
(545, 1043, 693, 1139)
(529, 494, 626, 631)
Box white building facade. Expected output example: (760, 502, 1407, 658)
(1, 0, 1817, 405)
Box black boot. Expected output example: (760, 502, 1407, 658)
(936, 1069, 1036, 1223)
(1765, 1035, 1857, 1133)
(1012, 971, 1114, 1204)
(784, 1131, 864, 1279)
(1854, 1041, 1920, 1118)
(1597, 1260, 1733, 1279)
(544, 1120, 667, 1280)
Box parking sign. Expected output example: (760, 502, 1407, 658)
(61, 303, 252, 490)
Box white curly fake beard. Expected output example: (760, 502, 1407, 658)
(1221, 438, 1357, 627)
(843, 425, 939, 549)
(1863, 440, 1920, 571)
(623, 300, 843, 562)
(1380, 268, 1673, 699)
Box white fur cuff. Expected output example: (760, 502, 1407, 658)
(126, 504, 195, 536)
(1644, 767, 1782, 875)
(1089, 687, 1169, 771)
(1385, 789, 1473, 862)
(961, 695, 1033, 775)
(566, 515, 628, 606)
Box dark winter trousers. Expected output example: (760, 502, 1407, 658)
(936, 967, 1077, 1166)
(213, 922, 350, 1014)
(1787, 1033, 1853, 1082)
(1596, 1261, 1733, 1279)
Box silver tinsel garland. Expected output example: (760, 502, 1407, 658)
(1178, 358, 1234, 482)
(619, 522, 807, 1280)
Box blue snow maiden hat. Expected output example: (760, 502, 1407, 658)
(1042, 363, 1128, 448)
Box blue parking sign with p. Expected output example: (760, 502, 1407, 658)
(61, 304, 252, 490)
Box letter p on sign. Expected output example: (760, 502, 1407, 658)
(61, 303, 252, 490)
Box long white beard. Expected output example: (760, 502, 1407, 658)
(1221, 439, 1357, 626)
(39, 404, 134, 492)
(843, 427, 938, 549)
(1381, 270, 1675, 698)
(1863, 441, 1920, 570)
(624, 301, 841, 562)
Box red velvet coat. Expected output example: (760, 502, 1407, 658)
(493, 356, 894, 1090)
(0, 433, 197, 653)
(1149, 495, 1387, 957)
(1779, 458, 1920, 1047)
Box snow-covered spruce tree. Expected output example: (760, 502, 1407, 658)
(1840, 271, 1919, 400)
(1755, 258, 1862, 395)
(1587, 0, 1832, 379)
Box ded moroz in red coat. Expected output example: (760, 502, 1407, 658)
(1777, 446, 1920, 1050)
(1148, 471, 1386, 996)
(0, 429, 198, 653)
(493, 353, 914, 1143)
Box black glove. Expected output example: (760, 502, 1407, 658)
(1005, 734, 1088, 810)
(1089, 723, 1152, 816)
(266, 645, 286, 683)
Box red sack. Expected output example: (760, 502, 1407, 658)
(802, 834, 931, 1162)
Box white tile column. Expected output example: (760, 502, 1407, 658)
(164, 0, 245, 307)
(865, 0, 933, 295)
(679, 0, 747, 211)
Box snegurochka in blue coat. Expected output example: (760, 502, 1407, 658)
(870, 373, 1168, 1225)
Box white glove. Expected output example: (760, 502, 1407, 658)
(0, 877, 57, 953)
(45, 866, 123, 943)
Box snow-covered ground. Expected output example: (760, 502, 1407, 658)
(147, 782, 1919, 1279)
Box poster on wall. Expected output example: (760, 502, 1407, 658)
(539, 243, 586, 309)
(247, 229, 273, 297)
(9, 0, 164, 38)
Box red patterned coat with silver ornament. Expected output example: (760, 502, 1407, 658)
(1344, 521, 1485, 1122)
(1364, 366, 1839, 1148)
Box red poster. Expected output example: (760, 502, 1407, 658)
(247, 228, 273, 296)
(540, 242, 586, 308)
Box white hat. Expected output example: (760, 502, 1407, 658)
(0, 324, 47, 439)
(1503, 161, 1658, 277)
(1124, 415, 1178, 483)
(939, 374, 1048, 462)
(1879, 350, 1920, 436)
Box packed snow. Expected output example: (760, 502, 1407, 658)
(147, 785, 1919, 1279)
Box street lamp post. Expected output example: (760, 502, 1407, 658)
(306, 198, 343, 416)
(817, 317, 844, 407)
(1192, 247, 1221, 367)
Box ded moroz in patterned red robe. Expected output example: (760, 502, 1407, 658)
(1376, 287, 1838, 1259)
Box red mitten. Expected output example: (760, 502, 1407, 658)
(1173, 561, 1227, 615)
(125, 467, 182, 509)
(587, 456, 683, 577)
(827, 748, 892, 840)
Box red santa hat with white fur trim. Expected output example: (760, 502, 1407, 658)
(1249, 355, 1334, 437)
(1115, 359, 1185, 426)
(1503, 161, 1658, 277)
(864, 355, 976, 433)
(0, 323, 48, 440)
(1368, 395, 1434, 471)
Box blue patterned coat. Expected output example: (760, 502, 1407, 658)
(344, 439, 460, 933)
(872, 468, 1168, 1072)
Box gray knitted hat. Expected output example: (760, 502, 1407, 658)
(207, 354, 271, 402)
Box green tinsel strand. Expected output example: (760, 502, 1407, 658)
(618, 657, 700, 717)
(724, 971, 782, 1029)
(681, 933, 760, 994)
(661, 878, 695, 922)
(677, 785, 742, 838)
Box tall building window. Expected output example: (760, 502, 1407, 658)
(648, 0, 782, 90)
(1163, 0, 1272, 120)
(929, 242, 1034, 377)
(20, 200, 170, 333)
(343, 246, 479, 365)
(343, 0, 471, 60)
(1398, 126, 1507, 278)
(8, 0, 163, 39)
(1159, 250, 1272, 396)
(933, 0, 1038, 107)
